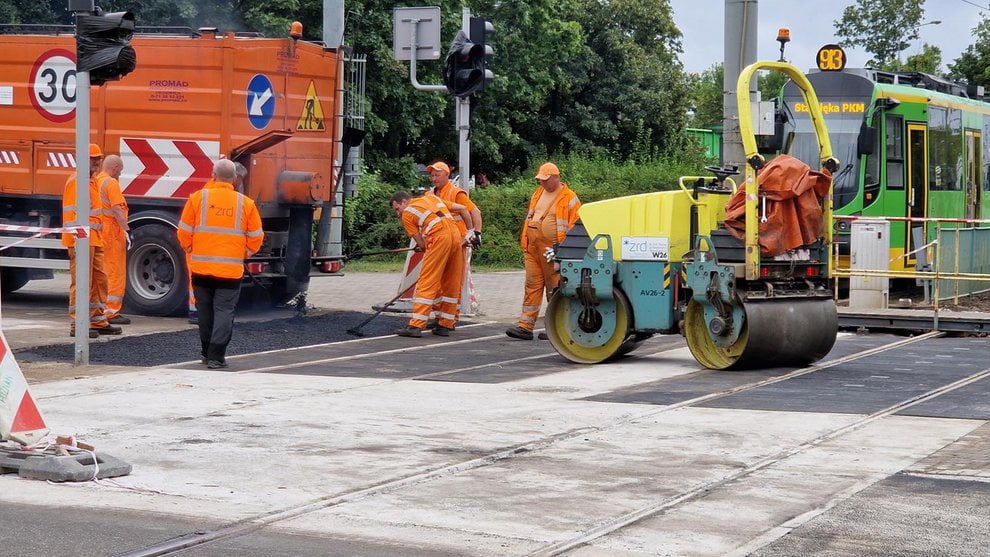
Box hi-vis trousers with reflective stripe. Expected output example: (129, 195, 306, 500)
(516, 225, 557, 332)
(409, 224, 464, 330)
(103, 226, 127, 318)
(69, 245, 110, 329)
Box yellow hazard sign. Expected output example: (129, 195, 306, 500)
(296, 81, 326, 131)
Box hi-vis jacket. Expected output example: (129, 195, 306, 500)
(177, 181, 264, 280)
(61, 173, 103, 248)
(401, 195, 457, 239)
(432, 180, 477, 236)
(95, 172, 129, 232)
(519, 183, 581, 250)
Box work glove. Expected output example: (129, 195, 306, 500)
(471, 231, 482, 249)
(463, 229, 476, 246)
(125, 232, 132, 250)
(543, 246, 555, 263)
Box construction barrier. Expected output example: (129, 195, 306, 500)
(0, 330, 48, 445)
(387, 240, 479, 317)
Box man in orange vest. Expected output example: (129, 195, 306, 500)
(426, 161, 482, 329)
(62, 143, 122, 338)
(177, 159, 263, 368)
(187, 161, 248, 325)
(506, 162, 581, 340)
(96, 154, 131, 325)
(390, 190, 464, 337)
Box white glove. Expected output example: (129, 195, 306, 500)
(543, 246, 555, 262)
(125, 232, 132, 250)
(464, 229, 475, 246)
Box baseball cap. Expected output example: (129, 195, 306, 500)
(534, 162, 559, 180)
(426, 161, 450, 174)
(89, 143, 104, 158)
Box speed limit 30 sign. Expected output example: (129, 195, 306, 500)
(29, 49, 77, 123)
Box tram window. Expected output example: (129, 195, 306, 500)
(929, 107, 963, 191)
(885, 114, 904, 189)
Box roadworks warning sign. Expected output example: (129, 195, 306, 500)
(296, 81, 326, 131)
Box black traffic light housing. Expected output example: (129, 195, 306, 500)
(76, 10, 137, 86)
(442, 18, 494, 97)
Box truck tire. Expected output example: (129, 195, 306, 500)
(0, 268, 30, 294)
(125, 223, 188, 316)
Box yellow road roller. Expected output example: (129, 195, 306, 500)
(546, 60, 839, 369)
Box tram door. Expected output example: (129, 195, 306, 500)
(965, 131, 982, 221)
(906, 124, 928, 257)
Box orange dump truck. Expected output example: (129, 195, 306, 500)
(0, 26, 346, 315)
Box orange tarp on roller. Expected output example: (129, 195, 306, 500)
(723, 154, 832, 257)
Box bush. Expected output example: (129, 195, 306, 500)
(344, 152, 716, 268)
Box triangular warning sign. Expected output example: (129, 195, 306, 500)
(296, 81, 326, 131)
(11, 391, 45, 434)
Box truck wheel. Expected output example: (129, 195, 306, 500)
(0, 268, 30, 294)
(124, 223, 188, 316)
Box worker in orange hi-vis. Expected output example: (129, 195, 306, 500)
(62, 143, 122, 338)
(177, 159, 263, 368)
(425, 161, 482, 330)
(390, 190, 464, 338)
(96, 154, 131, 325)
(187, 162, 248, 325)
(506, 162, 581, 341)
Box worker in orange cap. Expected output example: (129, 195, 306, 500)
(177, 159, 263, 368)
(96, 154, 131, 325)
(390, 190, 464, 337)
(425, 161, 482, 330)
(506, 162, 581, 340)
(62, 143, 121, 338)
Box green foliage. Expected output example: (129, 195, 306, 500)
(833, 0, 925, 68)
(948, 16, 990, 87)
(891, 44, 943, 74)
(342, 172, 406, 255)
(688, 64, 723, 129)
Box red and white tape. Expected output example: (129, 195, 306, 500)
(0, 223, 88, 253)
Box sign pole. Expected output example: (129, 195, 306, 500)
(457, 7, 471, 191)
(72, 3, 93, 365)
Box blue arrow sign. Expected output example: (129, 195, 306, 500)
(246, 74, 275, 130)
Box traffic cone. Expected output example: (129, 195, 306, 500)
(0, 330, 48, 445)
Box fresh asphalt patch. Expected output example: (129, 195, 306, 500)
(18, 311, 410, 367)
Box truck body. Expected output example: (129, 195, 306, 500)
(0, 27, 344, 315)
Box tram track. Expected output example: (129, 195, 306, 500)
(112, 331, 947, 556)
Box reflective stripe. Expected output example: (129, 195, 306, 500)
(439, 296, 459, 304)
(423, 218, 441, 234)
(521, 305, 541, 311)
(410, 312, 431, 321)
(245, 228, 263, 238)
(193, 225, 248, 236)
(90, 315, 106, 322)
(555, 219, 569, 228)
(199, 189, 210, 226)
(411, 297, 435, 305)
(234, 194, 243, 231)
(89, 303, 104, 309)
(451, 215, 463, 222)
(64, 205, 76, 212)
(91, 222, 103, 230)
(519, 315, 537, 324)
(567, 196, 579, 209)
(107, 295, 123, 302)
(405, 206, 429, 226)
(191, 254, 244, 264)
(178, 221, 194, 232)
(439, 312, 456, 320)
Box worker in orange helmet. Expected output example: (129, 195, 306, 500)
(187, 161, 248, 325)
(425, 161, 482, 330)
(62, 143, 122, 338)
(390, 190, 464, 337)
(506, 162, 581, 340)
(177, 159, 263, 368)
(96, 154, 131, 325)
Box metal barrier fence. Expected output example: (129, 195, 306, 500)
(832, 215, 990, 309)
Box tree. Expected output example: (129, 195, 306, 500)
(896, 44, 943, 74)
(948, 16, 990, 87)
(833, 0, 925, 68)
(689, 64, 722, 129)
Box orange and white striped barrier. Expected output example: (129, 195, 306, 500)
(0, 319, 48, 445)
(394, 240, 479, 316)
(0, 223, 88, 253)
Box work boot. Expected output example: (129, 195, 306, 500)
(537, 332, 549, 341)
(70, 329, 99, 339)
(92, 324, 123, 336)
(394, 326, 423, 338)
(432, 326, 451, 337)
(207, 360, 228, 369)
(425, 318, 439, 330)
(188, 311, 199, 325)
(107, 314, 131, 325)
(505, 326, 533, 340)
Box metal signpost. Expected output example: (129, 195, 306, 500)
(70, 0, 93, 365)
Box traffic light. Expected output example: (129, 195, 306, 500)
(469, 17, 494, 91)
(76, 11, 137, 86)
(442, 18, 494, 98)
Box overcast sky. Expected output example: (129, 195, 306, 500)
(669, 0, 986, 74)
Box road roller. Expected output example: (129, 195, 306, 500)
(545, 60, 840, 369)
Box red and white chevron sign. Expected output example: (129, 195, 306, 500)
(119, 138, 220, 198)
